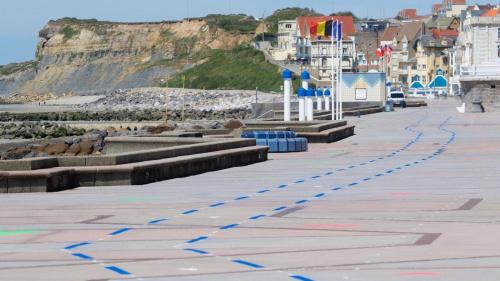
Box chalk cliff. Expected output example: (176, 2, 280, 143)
(0, 17, 257, 96)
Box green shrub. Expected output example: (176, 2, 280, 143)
(61, 26, 78, 41)
(168, 45, 283, 92)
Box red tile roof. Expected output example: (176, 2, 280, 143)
(380, 26, 401, 43)
(296, 16, 356, 39)
(432, 4, 443, 12)
(432, 29, 459, 38)
(398, 9, 418, 20)
(482, 8, 499, 17)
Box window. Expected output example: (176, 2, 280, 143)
(355, 88, 367, 100)
(286, 24, 292, 29)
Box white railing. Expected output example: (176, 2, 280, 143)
(460, 64, 500, 77)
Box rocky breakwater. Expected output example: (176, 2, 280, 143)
(74, 88, 279, 120)
(0, 132, 107, 160)
(0, 122, 87, 139)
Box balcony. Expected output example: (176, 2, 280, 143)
(460, 64, 500, 81)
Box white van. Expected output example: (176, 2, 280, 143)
(388, 91, 406, 106)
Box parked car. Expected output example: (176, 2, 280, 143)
(388, 91, 407, 107)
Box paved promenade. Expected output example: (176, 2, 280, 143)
(1, 99, 500, 281)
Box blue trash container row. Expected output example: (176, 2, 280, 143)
(241, 131, 308, 153)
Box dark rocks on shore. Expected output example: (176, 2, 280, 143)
(0, 108, 251, 123)
(0, 122, 86, 139)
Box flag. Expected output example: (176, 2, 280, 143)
(309, 21, 318, 37)
(317, 21, 326, 36)
(337, 21, 343, 40)
(384, 45, 393, 56)
(325, 20, 337, 37)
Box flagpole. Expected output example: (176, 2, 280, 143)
(334, 20, 338, 121)
(330, 18, 335, 120)
(336, 20, 341, 120)
(339, 23, 343, 120)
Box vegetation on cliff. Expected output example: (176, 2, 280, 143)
(167, 46, 282, 92)
(204, 14, 259, 34)
(0, 61, 38, 76)
(265, 7, 322, 35)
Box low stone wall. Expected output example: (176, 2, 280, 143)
(0, 146, 268, 193)
(0, 138, 256, 171)
(243, 120, 355, 143)
(461, 80, 500, 112)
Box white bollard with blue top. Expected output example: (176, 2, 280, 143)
(306, 88, 315, 121)
(301, 71, 310, 119)
(282, 69, 292, 122)
(324, 87, 331, 111)
(297, 87, 306, 121)
(316, 88, 323, 111)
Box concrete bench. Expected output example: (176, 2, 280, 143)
(297, 125, 355, 143)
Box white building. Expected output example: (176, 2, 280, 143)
(295, 16, 357, 80)
(272, 20, 298, 61)
(310, 38, 356, 80)
(452, 11, 500, 109)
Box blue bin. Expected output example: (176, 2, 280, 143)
(241, 131, 308, 153)
(287, 139, 297, 152)
(278, 139, 288, 152)
(267, 139, 279, 152)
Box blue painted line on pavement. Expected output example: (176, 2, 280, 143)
(185, 248, 209, 255)
(64, 242, 91, 250)
(249, 215, 266, 220)
(278, 185, 288, 189)
(314, 193, 325, 198)
(325, 172, 333, 175)
(257, 189, 270, 194)
(375, 173, 384, 177)
(363, 177, 371, 181)
(220, 224, 239, 230)
(311, 176, 321, 179)
(182, 209, 199, 215)
(72, 253, 93, 260)
(186, 236, 208, 244)
(209, 202, 225, 207)
(291, 275, 315, 281)
(386, 170, 394, 174)
(295, 180, 305, 184)
(337, 168, 345, 171)
(405, 164, 411, 167)
(235, 196, 249, 201)
(296, 200, 308, 204)
(105, 266, 131, 275)
(348, 182, 359, 187)
(148, 218, 168, 225)
(232, 259, 264, 269)
(349, 165, 356, 169)
(274, 206, 287, 211)
(109, 228, 132, 236)
(332, 187, 343, 191)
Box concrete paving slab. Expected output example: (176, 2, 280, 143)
(1, 99, 500, 280)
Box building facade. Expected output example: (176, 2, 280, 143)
(296, 16, 357, 80)
(273, 20, 298, 61)
(454, 11, 500, 110)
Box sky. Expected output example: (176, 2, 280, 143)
(0, 0, 492, 65)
